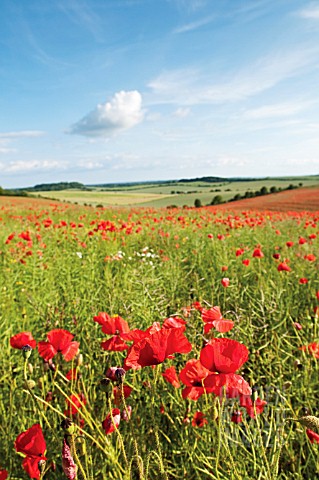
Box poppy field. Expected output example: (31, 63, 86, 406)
(1, 196, 319, 479)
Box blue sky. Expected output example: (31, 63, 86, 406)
(1, 0, 319, 188)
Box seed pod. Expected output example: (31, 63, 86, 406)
(26, 380, 36, 390)
(22, 345, 32, 359)
(38, 459, 46, 475)
(298, 415, 319, 431)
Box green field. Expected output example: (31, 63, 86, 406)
(1, 196, 319, 479)
(33, 176, 319, 208)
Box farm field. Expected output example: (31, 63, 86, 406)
(1, 195, 319, 479)
(32, 176, 319, 208)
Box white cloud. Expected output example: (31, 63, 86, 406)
(0, 130, 45, 138)
(173, 107, 191, 118)
(298, 5, 319, 19)
(69, 90, 144, 137)
(173, 14, 216, 34)
(243, 101, 310, 119)
(0, 160, 66, 174)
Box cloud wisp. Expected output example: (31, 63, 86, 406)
(147, 47, 319, 106)
(69, 90, 144, 137)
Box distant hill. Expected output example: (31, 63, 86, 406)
(23, 182, 88, 192)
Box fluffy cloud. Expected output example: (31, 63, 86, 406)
(69, 90, 144, 137)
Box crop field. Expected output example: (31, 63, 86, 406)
(32, 176, 319, 208)
(1, 195, 319, 479)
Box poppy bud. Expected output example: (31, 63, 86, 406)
(28, 363, 33, 375)
(294, 360, 303, 370)
(60, 418, 76, 435)
(76, 353, 83, 367)
(99, 378, 111, 393)
(121, 405, 132, 422)
(50, 461, 56, 472)
(22, 344, 32, 359)
(115, 368, 126, 384)
(38, 459, 46, 475)
(252, 385, 259, 402)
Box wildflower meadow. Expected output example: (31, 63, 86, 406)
(1, 197, 319, 479)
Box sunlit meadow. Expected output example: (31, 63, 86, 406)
(1, 196, 319, 479)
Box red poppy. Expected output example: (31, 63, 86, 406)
(192, 411, 208, 427)
(10, 332, 37, 350)
(162, 366, 180, 388)
(306, 429, 319, 444)
(65, 393, 86, 416)
(65, 368, 78, 381)
(93, 312, 130, 335)
(316, 291, 319, 301)
(201, 306, 234, 334)
(294, 322, 303, 330)
(38, 329, 79, 362)
(277, 262, 291, 272)
(236, 248, 244, 257)
(242, 259, 250, 266)
(304, 254, 316, 262)
(200, 338, 251, 396)
(102, 408, 121, 434)
(231, 410, 243, 424)
(113, 386, 132, 406)
(124, 326, 192, 369)
(239, 395, 267, 418)
(162, 317, 187, 331)
(299, 237, 307, 245)
(14, 424, 47, 479)
(221, 278, 230, 288)
(0, 470, 8, 480)
(273, 253, 280, 260)
(252, 248, 264, 258)
(300, 342, 319, 359)
(286, 241, 294, 248)
(200, 338, 248, 374)
(299, 278, 308, 284)
(101, 336, 129, 352)
(179, 359, 215, 400)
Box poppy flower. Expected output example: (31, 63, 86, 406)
(236, 248, 244, 257)
(93, 312, 130, 335)
(277, 262, 291, 272)
(124, 326, 192, 369)
(201, 306, 234, 334)
(179, 359, 215, 400)
(162, 366, 180, 388)
(273, 253, 280, 260)
(65, 368, 78, 381)
(65, 393, 86, 416)
(286, 241, 294, 248)
(0, 470, 8, 480)
(252, 248, 264, 258)
(242, 259, 250, 266)
(101, 336, 129, 352)
(316, 291, 319, 301)
(113, 386, 132, 406)
(231, 410, 243, 424)
(304, 254, 316, 262)
(221, 278, 230, 288)
(306, 429, 319, 444)
(299, 237, 307, 245)
(300, 342, 319, 359)
(14, 423, 47, 479)
(102, 408, 121, 434)
(192, 411, 208, 427)
(239, 395, 267, 418)
(10, 332, 36, 350)
(162, 317, 187, 331)
(38, 329, 79, 362)
(200, 338, 251, 396)
(299, 278, 308, 284)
